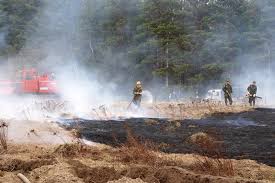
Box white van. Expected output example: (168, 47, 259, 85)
(205, 89, 223, 101)
(205, 87, 246, 102)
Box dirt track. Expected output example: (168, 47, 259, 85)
(61, 107, 275, 167)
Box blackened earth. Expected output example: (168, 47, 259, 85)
(59, 108, 275, 167)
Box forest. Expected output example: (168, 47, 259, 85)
(0, 0, 274, 92)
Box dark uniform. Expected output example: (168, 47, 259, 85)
(222, 81, 233, 105)
(247, 82, 257, 107)
(133, 82, 142, 107)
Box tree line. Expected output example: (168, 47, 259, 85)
(0, 0, 274, 92)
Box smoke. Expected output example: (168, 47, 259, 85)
(0, 0, 150, 120)
(0, 31, 6, 50)
(1, 0, 274, 123)
(230, 0, 275, 104)
(193, 0, 275, 105)
(23, 0, 82, 65)
(22, 0, 120, 114)
(0, 8, 7, 51)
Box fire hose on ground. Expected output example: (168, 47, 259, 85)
(17, 173, 31, 183)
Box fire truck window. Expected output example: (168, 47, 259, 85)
(26, 74, 33, 80)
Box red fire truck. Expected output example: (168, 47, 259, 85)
(0, 68, 58, 95)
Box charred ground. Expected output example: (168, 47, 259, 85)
(61, 107, 275, 167)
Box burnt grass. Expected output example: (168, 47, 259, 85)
(60, 108, 275, 167)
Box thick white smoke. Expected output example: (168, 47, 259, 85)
(0, 0, 158, 121)
(231, 1, 275, 105)
(21, 0, 122, 116)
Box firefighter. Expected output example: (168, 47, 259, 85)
(247, 81, 257, 107)
(132, 81, 143, 108)
(50, 72, 55, 80)
(222, 80, 233, 106)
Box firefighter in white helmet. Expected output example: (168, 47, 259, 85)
(132, 81, 143, 107)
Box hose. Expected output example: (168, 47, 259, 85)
(17, 173, 31, 183)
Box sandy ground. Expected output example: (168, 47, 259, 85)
(0, 102, 272, 182)
(0, 143, 275, 183)
(6, 119, 75, 144)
